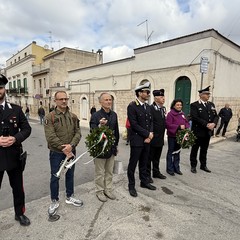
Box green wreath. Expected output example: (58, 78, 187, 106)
(85, 126, 115, 157)
(176, 129, 197, 149)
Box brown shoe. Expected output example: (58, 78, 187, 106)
(96, 191, 107, 202)
(104, 190, 116, 200)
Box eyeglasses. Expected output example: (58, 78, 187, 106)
(56, 98, 69, 101)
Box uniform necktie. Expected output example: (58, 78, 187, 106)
(0, 105, 3, 113)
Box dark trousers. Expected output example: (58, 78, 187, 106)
(166, 137, 181, 173)
(190, 136, 210, 168)
(127, 144, 150, 190)
(147, 145, 163, 177)
(216, 120, 229, 136)
(0, 168, 25, 216)
(49, 151, 75, 200)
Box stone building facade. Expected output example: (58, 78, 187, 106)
(66, 29, 240, 132)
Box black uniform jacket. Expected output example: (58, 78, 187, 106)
(90, 108, 119, 159)
(150, 102, 166, 147)
(0, 103, 31, 171)
(190, 100, 219, 138)
(127, 100, 153, 147)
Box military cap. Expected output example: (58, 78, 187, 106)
(135, 82, 150, 92)
(0, 74, 8, 87)
(153, 89, 165, 96)
(198, 86, 211, 94)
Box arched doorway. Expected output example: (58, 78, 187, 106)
(175, 76, 191, 115)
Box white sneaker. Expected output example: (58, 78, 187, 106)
(65, 196, 83, 207)
(48, 200, 59, 215)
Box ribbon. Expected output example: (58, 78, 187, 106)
(172, 132, 189, 154)
(65, 132, 108, 168)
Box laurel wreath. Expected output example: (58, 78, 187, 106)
(176, 129, 197, 149)
(85, 126, 115, 157)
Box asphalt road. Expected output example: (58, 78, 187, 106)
(0, 119, 239, 213)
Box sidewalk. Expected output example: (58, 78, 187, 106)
(0, 131, 239, 240)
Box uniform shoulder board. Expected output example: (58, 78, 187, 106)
(129, 100, 137, 106)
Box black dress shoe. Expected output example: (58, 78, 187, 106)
(140, 183, 156, 190)
(129, 189, 138, 197)
(167, 171, 175, 176)
(148, 177, 154, 183)
(200, 166, 211, 173)
(175, 170, 183, 175)
(15, 214, 31, 226)
(191, 167, 197, 173)
(153, 173, 167, 179)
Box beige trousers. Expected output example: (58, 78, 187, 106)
(94, 155, 115, 193)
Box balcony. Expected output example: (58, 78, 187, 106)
(8, 88, 28, 96)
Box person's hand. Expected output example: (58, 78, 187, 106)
(180, 125, 185, 130)
(0, 136, 16, 147)
(61, 144, 73, 155)
(207, 123, 215, 130)
(99, 118, 108, 126)
(149, 132, 153, 140)
(144, 138, 151, 143)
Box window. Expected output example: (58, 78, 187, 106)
(81, 97, 88, 120)
(23, 78, 27, 91)
(17, 79, 21, 89)
(9, 82, 12, 89)
(13, 81, 16, 89)
(44, 78, 46, 88)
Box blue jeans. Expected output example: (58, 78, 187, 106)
(166, 137, 181, 173)
(49, 151, 75, 200)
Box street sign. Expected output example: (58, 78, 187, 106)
(200, 57, 208, 73)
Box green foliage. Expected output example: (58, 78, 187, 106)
(176, 129, 197, 149)
(85, 126, 115, 157)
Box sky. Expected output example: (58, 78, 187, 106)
(1, 0, 240, 66)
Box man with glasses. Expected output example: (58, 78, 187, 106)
(44, 91, 82, 220)
(127, 82, 156, 198)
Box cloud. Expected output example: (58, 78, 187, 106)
(0, 0, 240, 65)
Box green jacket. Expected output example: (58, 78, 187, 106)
(44, 107, 81, 152)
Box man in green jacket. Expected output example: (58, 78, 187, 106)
(44, 91, 82, 218)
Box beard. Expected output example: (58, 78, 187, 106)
(0, 90, 6, 101)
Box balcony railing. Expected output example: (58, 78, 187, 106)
(8, 88, 28, 95)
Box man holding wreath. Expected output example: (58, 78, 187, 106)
(89, 92, 119, 202)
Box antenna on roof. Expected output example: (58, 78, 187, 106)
(137, 19, 154, 45)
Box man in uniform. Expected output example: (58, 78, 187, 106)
(90, 93, 119, 202)
(44, 91, 83, 218)
(190, 86, 219, 173)
(147, 89, 166, 182)
(0, 74, 31, 226)
(127, 82, 156, 198)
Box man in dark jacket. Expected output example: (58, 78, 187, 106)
(90, 93, 119, 202)
(215, 104, 232, 138)
(0, 74, 31, 226)
(190, 86, 219, 174)
(127, 82, 156, 198)
(147, 89, 166, 182)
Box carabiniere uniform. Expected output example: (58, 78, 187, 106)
(127, 99, 153, 189)
(0, 102, 31, 171)
(0, 101, 31, 216)
(190, 99, 219, 168)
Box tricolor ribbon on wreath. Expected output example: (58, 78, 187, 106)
(172, 129, 197, 155)
(65, 132, 108, 169)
